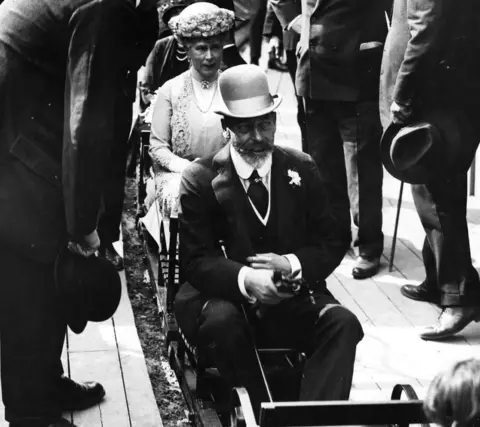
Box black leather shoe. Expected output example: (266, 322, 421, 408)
(99, 243, 124, 271)
(352, 256, 380, 279)
(400, 283, 440, 304)
(57, 376, 106, 411)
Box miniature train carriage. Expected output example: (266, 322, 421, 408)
(135, 128, 431, 427)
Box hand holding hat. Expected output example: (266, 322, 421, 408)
(55, 247, 122, 334)
(67, 230, 100, 258)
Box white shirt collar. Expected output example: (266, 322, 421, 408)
(230, 145, 272, 180)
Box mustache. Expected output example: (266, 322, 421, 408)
(234, 141, 273, 154)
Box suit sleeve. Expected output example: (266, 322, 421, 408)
(270, 0, 299, 30)
(393, 0, 445, 106)
(293, 158, 351, 288)
(63, 0, 121, 239)
(179, 162, 246, 303)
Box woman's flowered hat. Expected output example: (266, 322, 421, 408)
(169, 2, 235, 39)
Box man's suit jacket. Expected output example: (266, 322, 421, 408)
(271, 0, 391, 101)
(379, 0, 480, 129)
(175, 144, 351, 340)
(0, 0, 157, 263)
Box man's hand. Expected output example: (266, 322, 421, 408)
(244, 268, 294, 305)
(390, 101, 413, 124)
(246, 253, 292, 275)
(68, 230, 100, 258)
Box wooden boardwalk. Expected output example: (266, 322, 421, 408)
(0, 243, 163, 427)
(268, 67, 480, 402)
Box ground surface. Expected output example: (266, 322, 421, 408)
(122, 177, 190, 427)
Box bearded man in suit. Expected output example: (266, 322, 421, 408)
(380, 0, 480, 340)
(270, 0, 391, 279)
(0, 0, 157, 425)
(175, 64, 364, 418)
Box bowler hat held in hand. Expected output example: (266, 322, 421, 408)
(54, 247, 122, 334)
(380, 108, 479, 184)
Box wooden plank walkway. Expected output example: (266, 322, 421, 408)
(0, 242, 163, 427)
(266, 67, 480, 402)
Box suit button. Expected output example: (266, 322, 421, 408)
(331, 44, 338, 51)
(311, 16, 316, 22)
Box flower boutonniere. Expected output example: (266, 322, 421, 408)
(287, 169, 301, 187)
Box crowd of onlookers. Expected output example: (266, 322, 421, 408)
(2, 0, 480, 425)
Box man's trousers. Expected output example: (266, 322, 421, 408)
(97, 92, 134, 246)
(304, 98, 384, 258)
(412, 171, 480, 306)
(0, 248, 66, 424)
(193, 293, 363, 416)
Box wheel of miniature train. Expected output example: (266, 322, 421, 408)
(391, 384, 430, 427)
(230, 387, 257, 427)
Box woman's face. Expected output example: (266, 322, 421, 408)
(188, 37, 223, 80)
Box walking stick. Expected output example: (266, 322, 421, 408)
(389, 180, 404, 272)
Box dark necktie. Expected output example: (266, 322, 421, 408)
(247, 170, 268, 217)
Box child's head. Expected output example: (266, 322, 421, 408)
(424, 359, 480, 427)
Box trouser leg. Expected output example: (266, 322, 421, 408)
(339, 101, 384, 258)
(0, 249, 66, 424)
(412, 172, 480, 306)
(256, 293, 363, 401)
(97, 99, 133, 245)
(303, 98, 351, 242)
(249, 1, 267, 64)
(286, 50, 307, 152)
(197, 299, 269, 416)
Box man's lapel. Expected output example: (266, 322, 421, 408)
(271, 148, 297, 248)
(211, 144, 254, 260)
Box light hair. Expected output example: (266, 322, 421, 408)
(424, 359, 480, 427)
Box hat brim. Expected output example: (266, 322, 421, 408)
(54, 248, 89, 334)
(214, 94, 283, 118)
(380, 122, 431, 185)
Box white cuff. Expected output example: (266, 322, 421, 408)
(238, 266, 257, 304)
(287, 15, 301, 31)
(284, 254, 302, 278)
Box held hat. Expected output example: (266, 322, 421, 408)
(214, 64, 283, 118)
(54, 247, 122, 334)
(168, 2, 235, 39)
(380, 109, 478, 184)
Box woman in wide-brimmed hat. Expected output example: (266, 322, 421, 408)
(143, 2, 234, 227)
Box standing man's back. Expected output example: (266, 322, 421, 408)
(0, 0, 158, 425)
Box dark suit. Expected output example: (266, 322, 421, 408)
(263, 1, 307, 149)
(175, 145, 363, 414)
(272, 0, 390, 259)
(98, 6, 158, 247)
(143, 36, 190, 96)
(380, 0, 480, 306)
(0, 0, 155, 422)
